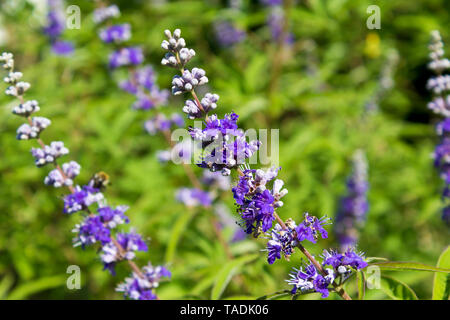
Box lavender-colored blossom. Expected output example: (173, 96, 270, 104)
(93, 5, 120, 24)
(5, 81, 30, 97)
(12, 100, 40, 117)
(265, 222, 296, 264)
(144, 114, 175, 135)
(44, 161, 80, 187)
(427, 31, 450, 224)
(16, 117, 51, 140)
(286, 263, 334, 298)
(260, 0, 283, 6)
(51, 40, 74, 55)
(176, 188, 212, 207)
(190, 113, 260, 175)
(99, 24, 131, 44)
(43, 0, 65, 39)
(183, 93, 219, 119)
(63, 185, 104, 214)
(43, 1, 74, 56)
(116, 264, 170, 300)
(72, 215, 111, 248)
(267, 9, 294, 44)
(171, 68, 208, 95)
(31, 141, 69, 167)
(101, 230, 147, 274)
(322, 248, 368, 275)
(109, 47, 144, 69)
(214, 21, 246, 47)
(232, 166, 287, 236)
(296, 213, 330, 244)
(98, 205, 130, 228)
(334, 150, 369, 249)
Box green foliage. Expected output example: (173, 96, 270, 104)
(0, 0, 449, 299)
(433, 246, 450, 300)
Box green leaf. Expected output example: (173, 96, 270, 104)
(0, 274, 14, 299)
(370, 261, 450, 273)
(433, 246, 450, 300)
(373, 275, 419, 300)
(210, 254, 258, 300)
(7, 275, 66, 300)
(165, 210, 196, 263)
(356, 270, 366, 300)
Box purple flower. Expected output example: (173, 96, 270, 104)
(31, 141, 68, 167)
(72, 215, 111, 248)
(334, 150, 369, 249)
(232, 167, 287, 236)
(43, 0, 65, 39)
(44, 161, 81, 188)
(260, 0, 283, 6)
(16, 117, 51, 140)
(12, 100, 40, 117)
(98, 205, 130, 228)
(51, 41, 74, 56)
(63, 185, 104, 214)
(286, 263, 334, 298)
(183, 93, 219, 119)
(100, 229, 146, 274)
(176, 188, 212, 207)
(171, 68, 208, 95)
(109, 47, 143, 69)
(214, 22, 246, 47)
(428, 31, 450, 224)
(144, 114, 176, 134)
(99, 24, 131, 43)
(93, 5, 120, 24)
(116, 264, 170, 300)
(190, 113, 260, 175)
(322, 248, 368, 274)
(296, 213, 330, 244)
(265, 223, 296, 264)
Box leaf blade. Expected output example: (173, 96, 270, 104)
(432, 246, 450, 300)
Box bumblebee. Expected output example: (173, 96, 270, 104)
(90, 171, 110, 190)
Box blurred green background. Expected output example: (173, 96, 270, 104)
(0, 0, 449, 300)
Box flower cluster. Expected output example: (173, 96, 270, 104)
(287, 248, 367, 298)
(99, 24, 131, 43)
(427, 31, 450, 224)
(190, 113, 261, 175)
(214, 21, 246, 47)
(43, 0, 74, 55)
(109, 47, 144, 69)
(232, 166, 287, 236)
(117, 264, 171, 300)
(31, 141, 69, 167)
(1, 51, 169, 300)
(176, 188, 212, 207)
(334, 150, 369, 249)
(93, 4, 120, 24)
